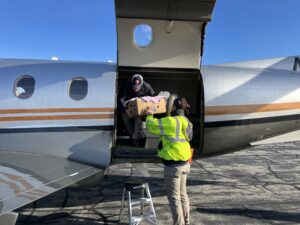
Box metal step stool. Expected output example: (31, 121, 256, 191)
(119, 179, 157, 225)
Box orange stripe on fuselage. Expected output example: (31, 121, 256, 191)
(0, 114, 114, 122)
(206, 102, 300, 116)
(0, 107, 114, 114)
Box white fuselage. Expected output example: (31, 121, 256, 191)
(202, 58, 300, 154)
(0, 59, 116, 168)
(1, 57, 300, 168)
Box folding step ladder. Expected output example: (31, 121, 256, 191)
(119, 179, 157, 225)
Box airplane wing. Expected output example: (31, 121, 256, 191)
(0, 150, 102, 216)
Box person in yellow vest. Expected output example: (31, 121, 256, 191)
(145, 97, 193, 225)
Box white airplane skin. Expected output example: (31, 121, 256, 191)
(2, 1, 300, 224)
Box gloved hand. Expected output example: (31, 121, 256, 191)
(143, 106, 153, 115)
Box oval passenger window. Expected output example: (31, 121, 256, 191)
(14, 75, 35, 99)
(68, 77, 88, 101)
(133, 24, 153, 48)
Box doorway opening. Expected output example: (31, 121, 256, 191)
(113, 67, 204, 161)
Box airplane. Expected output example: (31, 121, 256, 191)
(1, 0, 300, 224)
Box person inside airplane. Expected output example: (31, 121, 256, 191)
(119, 74, 155, 147)
(145, 97, 193, 225)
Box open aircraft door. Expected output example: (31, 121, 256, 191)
(114, 0, 216, 157)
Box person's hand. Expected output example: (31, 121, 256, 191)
(143, 106, 153, 115)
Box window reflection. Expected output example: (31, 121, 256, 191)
(14, 76, 35, 99)
(134, 24, 153, 48)
(68, 77, 88, 100)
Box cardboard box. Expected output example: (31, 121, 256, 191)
(126, 97, 166, 117)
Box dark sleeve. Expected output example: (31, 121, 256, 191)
(145, 83, 155, 96)
(119, 83, 129, 111)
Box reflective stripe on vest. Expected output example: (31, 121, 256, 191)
(159, 117, 187, 143)
(182, 116, 193, 141)
(158, 119, 164, 136)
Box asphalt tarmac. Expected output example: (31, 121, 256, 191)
(16, 142, 300, 225)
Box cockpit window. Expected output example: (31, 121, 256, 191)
(14, 75, 35, 99)
(134, 24, 153, 48)
(68, 77, 88, 100)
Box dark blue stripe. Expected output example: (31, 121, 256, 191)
(0, 126, 115, 133)
(205, 114, 300, 128)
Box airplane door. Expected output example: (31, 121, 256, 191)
(114, 0, 216, 155)
(115, 0, 216, 69)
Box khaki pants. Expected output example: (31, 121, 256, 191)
(122, 112, 142, 140)
(164, 163, 190, 225)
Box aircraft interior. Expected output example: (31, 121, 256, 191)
(114, 67, 204, 158)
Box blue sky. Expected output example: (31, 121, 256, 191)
(0, 0, 299, 65)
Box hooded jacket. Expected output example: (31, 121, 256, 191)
(119, 80, 155, 112)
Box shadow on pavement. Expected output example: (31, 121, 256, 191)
(197, 207, 300, 223)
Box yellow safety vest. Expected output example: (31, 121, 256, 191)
(146, 115, 193, 161)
